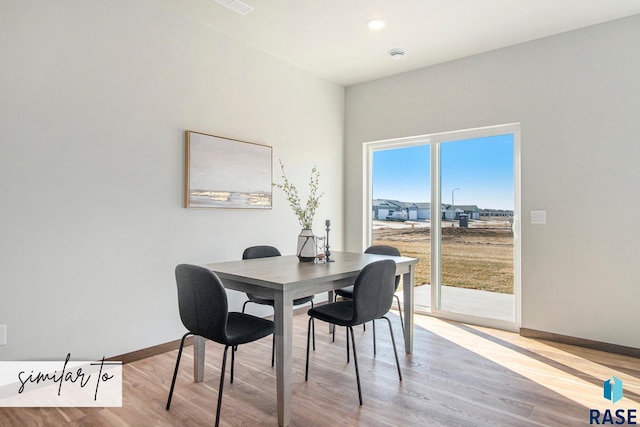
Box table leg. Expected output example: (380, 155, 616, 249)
(402, 265, 415, 354)
(274, 291, 293, 426)
(193, 335, 205, 382)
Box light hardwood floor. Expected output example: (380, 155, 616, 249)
(1, 313, 638, 426)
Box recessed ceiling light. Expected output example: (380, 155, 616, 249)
(366, 19, 387, 30)
(388, 48, 406, 60)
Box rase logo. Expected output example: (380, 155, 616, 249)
(589, 377, 637, 425)
(604, 377, 624, 404)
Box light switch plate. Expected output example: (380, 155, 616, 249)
(0, 324, 6, 346)
(531, 209, 547, 224)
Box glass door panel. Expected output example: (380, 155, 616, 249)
(438, 134, 515, 322)
(371, 145, 431, 312)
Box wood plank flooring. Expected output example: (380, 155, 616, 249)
(1, 313, 638, 426)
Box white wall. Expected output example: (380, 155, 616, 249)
(0, 0, 344, 360)
(345, 15, 640, 348)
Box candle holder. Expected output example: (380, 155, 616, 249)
(324, 220, 334, 262)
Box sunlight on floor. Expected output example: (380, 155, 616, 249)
(413, 314, 639, 409)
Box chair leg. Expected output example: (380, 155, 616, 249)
(166, 332, 191, 410)
(382, 316, 402, 381)
(310, 301, 316, 351)
(242, 300, 250, 313)
(373, 319, 376, 355)
(394, 294, 405, 337)
(346, 327, 350, 363)
(216, 346, 230, 427)
(348, 326, 363, 405)
(230, 345, 236, 383)
(305, 316, 313, 381)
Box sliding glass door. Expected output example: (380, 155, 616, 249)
(367, 124, 520, 330)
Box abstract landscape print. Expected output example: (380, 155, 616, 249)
(185, 131, 272, 209)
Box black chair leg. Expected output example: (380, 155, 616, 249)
(230, 345, 236, 383)
(216, 346, 229, 427)
(346, 327, 350, 363)
(166, 332, 191, 410)
(383, 316, 402, 381)
(348, 326, 363, 405)
(305, 316, 313, 381)
(310, 301, 316, 351)
(373, 319, 376, 355)
(394, 294, 405, 337)
(271, 333, 275, 367)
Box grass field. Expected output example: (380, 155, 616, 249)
(372, 223, 514, 294)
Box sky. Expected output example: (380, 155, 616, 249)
(372, 134, 514, 210)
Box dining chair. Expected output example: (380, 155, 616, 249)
(166, 264, 274, 427)
(305, 259, 402, 405)
(333, 245, 405, 352)
(241, 245, 315, 365)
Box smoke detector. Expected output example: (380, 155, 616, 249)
(388, 48, 406, 60)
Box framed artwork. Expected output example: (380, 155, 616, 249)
(184, 131, 272, 209)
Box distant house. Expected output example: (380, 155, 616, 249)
(375, 200, 499, 221)
(442, 204, 464, 220)
(479, 209, 514, 218)
(413, 202, 431, 220)
(456, 205, 481, 220)
(372, 199, 406, 220)
(442, 204, 480, 220)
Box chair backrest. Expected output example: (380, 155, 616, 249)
(175, 264, 228, 344)
(351, 259, 397, 325)
(242, 245, 281, 260)
(365, 245, 401, 289)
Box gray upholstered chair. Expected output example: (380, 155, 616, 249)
(241, 245, 315, 365)
(166, 264, 274, 427)
(305, 259, 402, 405)
(333, 245, 404, 351)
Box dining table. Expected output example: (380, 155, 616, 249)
(197, 250, 418, 427)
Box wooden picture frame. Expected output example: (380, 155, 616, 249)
(184, 131, 272, 209)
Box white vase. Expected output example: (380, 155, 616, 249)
(297, 229, 316, 262)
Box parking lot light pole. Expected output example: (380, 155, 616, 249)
(452, 188, 460, 206)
